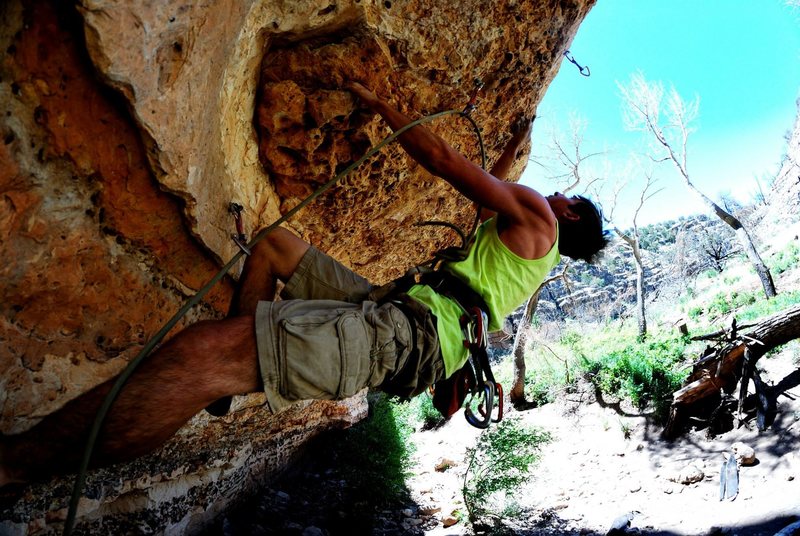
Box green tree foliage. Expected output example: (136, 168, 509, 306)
(636, 219, 681, 251)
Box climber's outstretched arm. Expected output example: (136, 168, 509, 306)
(347, 82, 545, 226)
(347, 82, 555, 259)
(477, 115, 535, 222)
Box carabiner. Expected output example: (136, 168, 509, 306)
(563, 50, 590, 77)
(464, 380, 495, 429)
(462, 78, 485, 116)
(229, 202, 251, 255)
(478, 382, 503, 424)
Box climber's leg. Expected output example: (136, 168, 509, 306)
(231, 224, 374, 314)
(205, 227, 312, 416)
(0, 315, 259, 485)
(230, 227, 311, 316)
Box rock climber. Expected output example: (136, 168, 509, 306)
(0, 82, 608, 487)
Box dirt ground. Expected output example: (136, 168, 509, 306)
(216, 343, 799, 536)
(411, 347, 800, 536)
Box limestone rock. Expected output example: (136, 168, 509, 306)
(443, 514, 460, 528)
(0, 395, 368, 535)
(766, 98, 800, 219)
(731, 442, 756, 466)
(669, 463, 705, 485)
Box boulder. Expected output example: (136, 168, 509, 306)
(0, 0, 594, 532)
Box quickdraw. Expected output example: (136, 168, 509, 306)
(229, 202, 251, 255)
(461, 306, 503, 429)
(462, 78, 485, 116)
(563, 50, 590, 77)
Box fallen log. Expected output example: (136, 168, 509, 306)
(665, 304, 800, 437)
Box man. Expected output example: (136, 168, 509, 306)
(0, 83, 607, 487)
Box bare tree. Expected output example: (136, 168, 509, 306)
(546, 114, 605, 193)
(509, 265, 570, 408)
(696, 223, 739, 272)
(619, 72, 777, 298)
(669, 217, 738, 279)
(603, 167, 661, 339)
(508, 117, 601, 408)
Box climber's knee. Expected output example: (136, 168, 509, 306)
(247, 227, 310, 281)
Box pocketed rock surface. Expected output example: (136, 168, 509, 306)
(1, 0, 594, 532)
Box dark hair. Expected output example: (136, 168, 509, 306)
(557, 195, 610, 263)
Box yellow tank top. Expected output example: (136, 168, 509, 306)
(407, 218, 560, 377)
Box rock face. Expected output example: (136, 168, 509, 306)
(767, 98, 800, 219)
(0, 0, 594, 533)
(76, 0, 594, 283)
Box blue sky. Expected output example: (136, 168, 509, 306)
(521, 0, 800, 227)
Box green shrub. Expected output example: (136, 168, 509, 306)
(405, 392, 445, 430)
(769, 242, 800, 275)
(526, 376, 557, 406)
(700, 268, 719, 280)
(722, 274, 741, 286)
(559, 329, 582, 350)
(462, 418, 551, 525)
(523, 360, 574, 405)
(689, 290, 759, 321)
(580, 335, 689, 421)
(687, 305, 703, 320)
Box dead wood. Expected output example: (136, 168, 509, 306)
(665, 304, 800, 436)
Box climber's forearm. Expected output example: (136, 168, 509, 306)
(347, 82, 536, 221)
(490, 117, 534, 180)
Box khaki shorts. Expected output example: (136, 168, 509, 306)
(255, 247, 444, 412)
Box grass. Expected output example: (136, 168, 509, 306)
(687, 289, 758, 321)
(736, 289, 800, 322)
(768, 242, 800, 275)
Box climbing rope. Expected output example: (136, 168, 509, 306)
(63, 97, 488, 535)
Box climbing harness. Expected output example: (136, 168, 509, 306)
(63, 81, 499, 534)
(563, 50, 590, 77)
(373, 255, 504, 430)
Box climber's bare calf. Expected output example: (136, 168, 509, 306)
(0, 228, 309, 487)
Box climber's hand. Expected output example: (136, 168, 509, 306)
(510, 114, 535, 140)
(346, 81, 379, 109)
